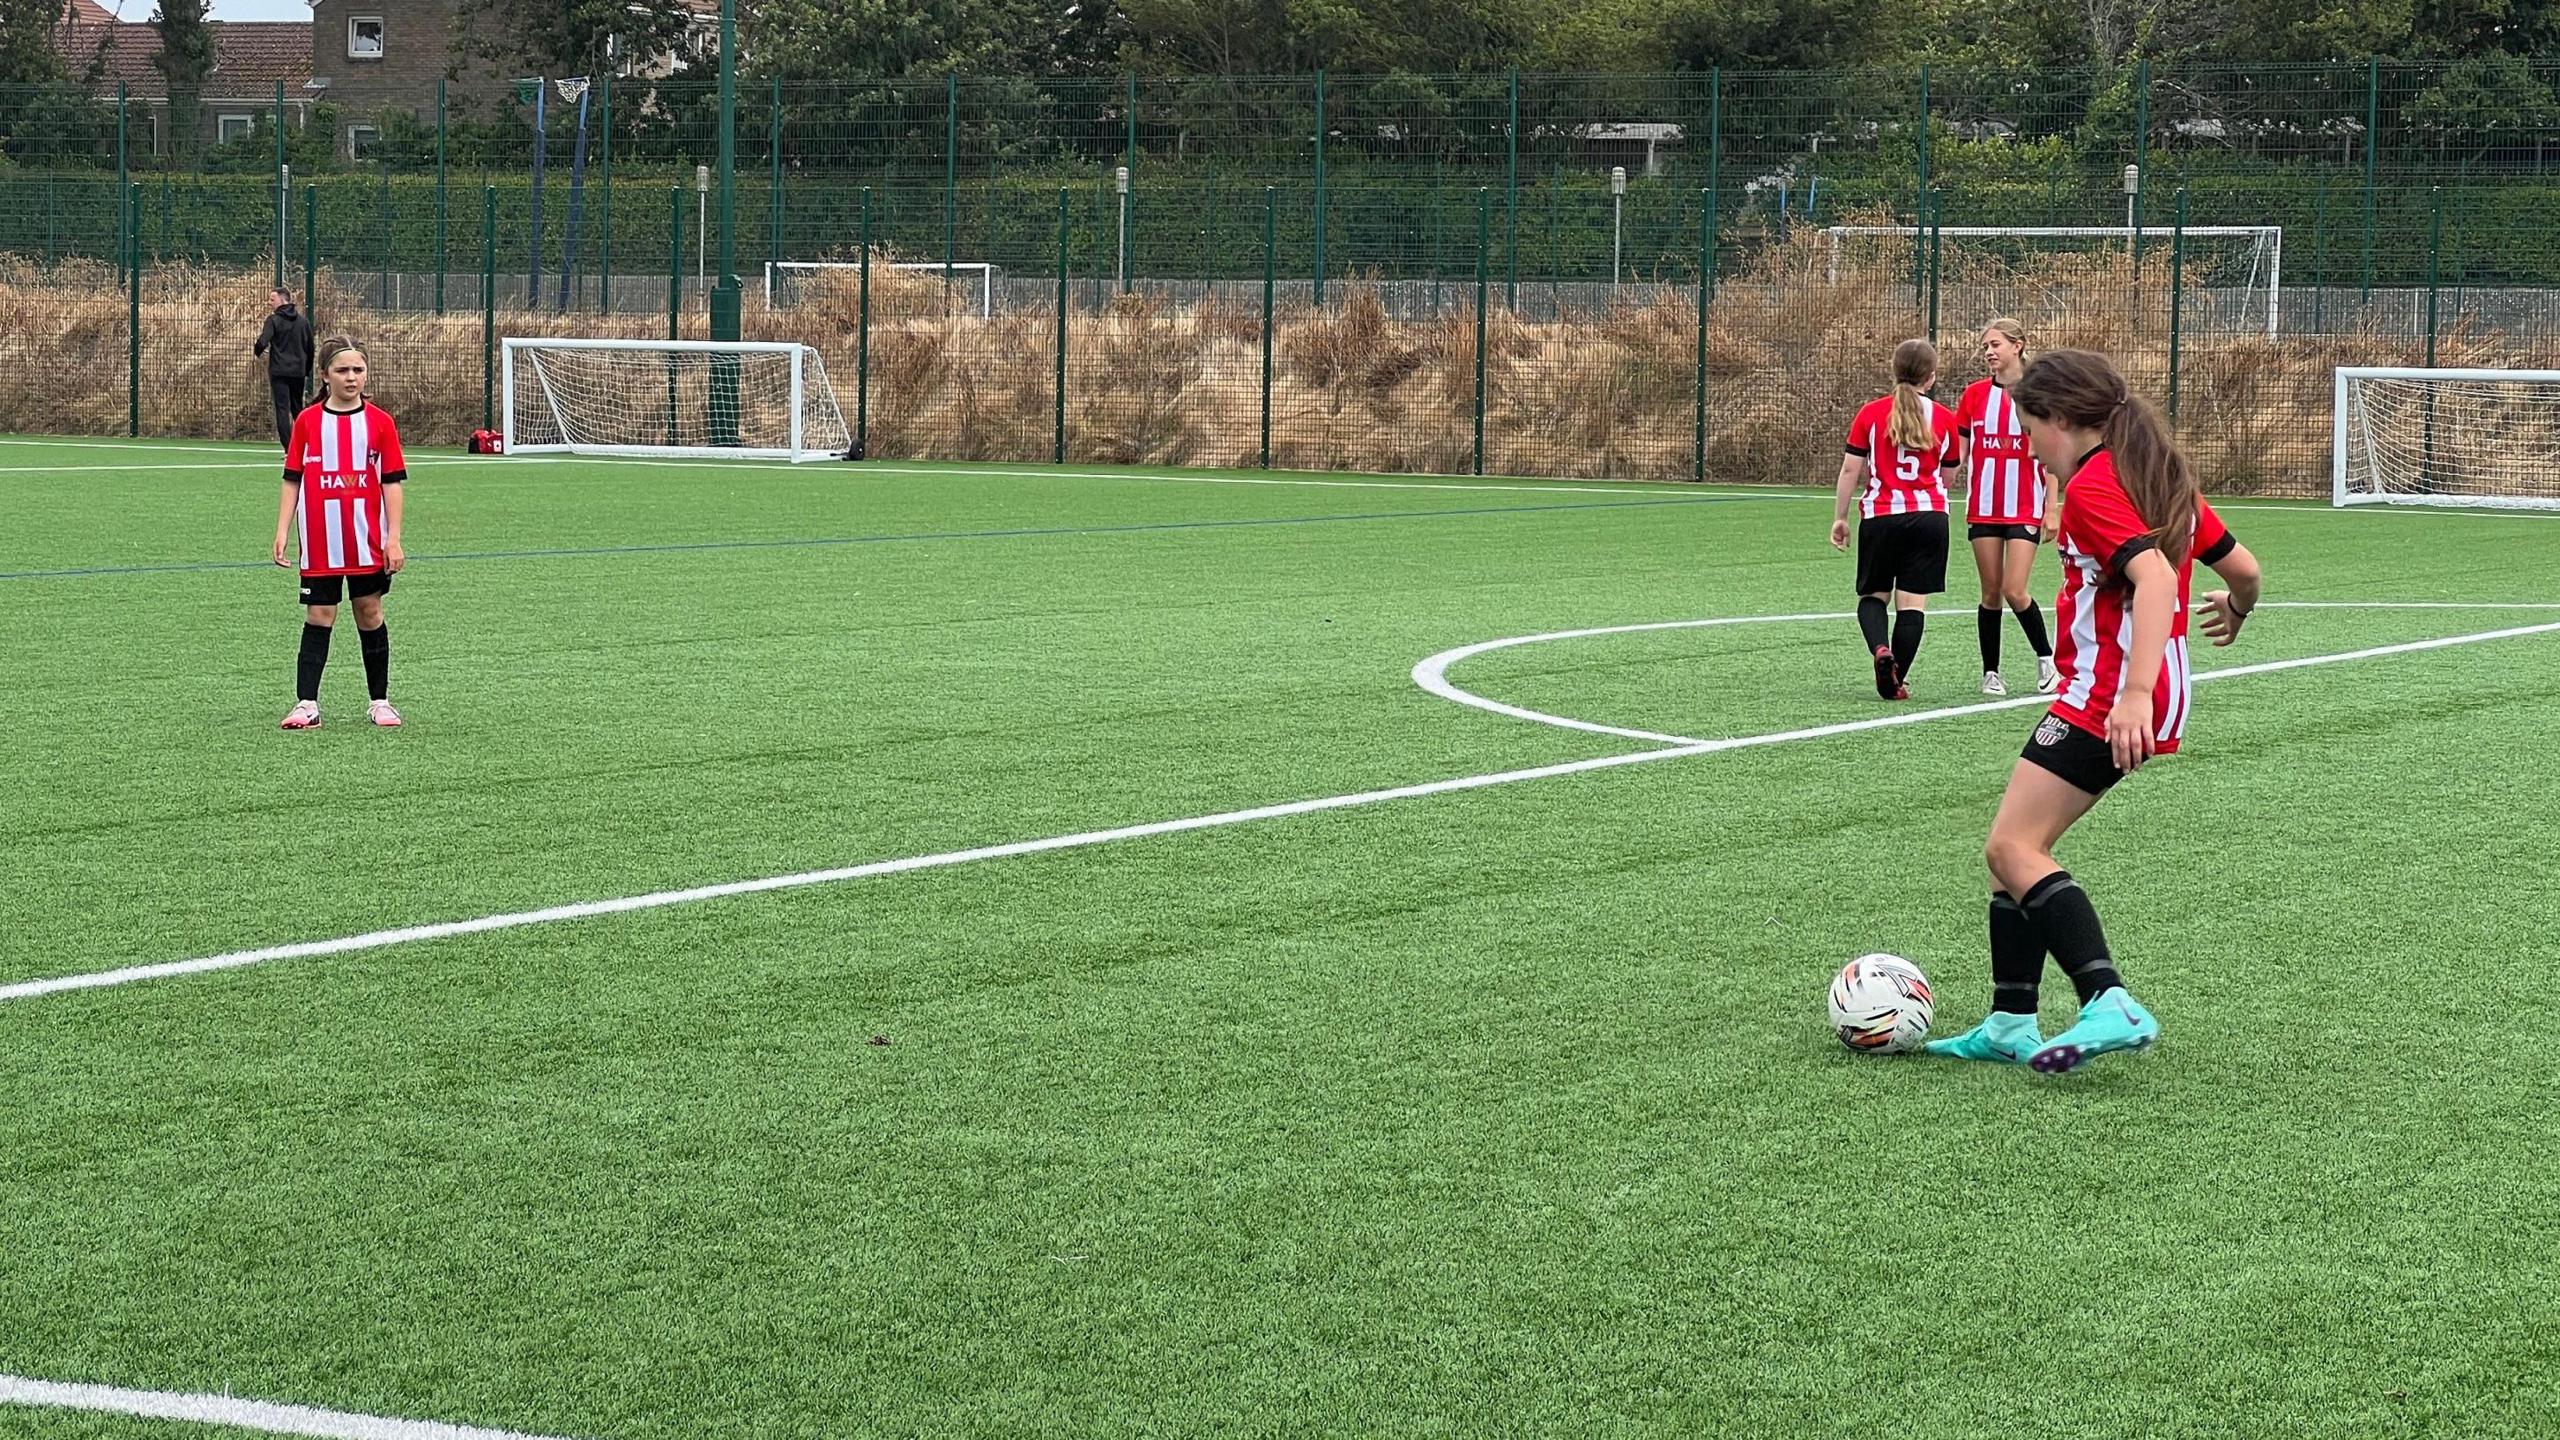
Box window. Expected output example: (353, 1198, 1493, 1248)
(348, 124, 379, 159)
(217, 113, 254, 145)
(348, 16, 384, 59)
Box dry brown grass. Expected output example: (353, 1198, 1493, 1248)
(9, 235, 2555, 495)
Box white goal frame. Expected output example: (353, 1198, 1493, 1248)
(2333, 365, 2560, 510)
(500, 337, 849, 464)
(1822, 225, 2283, 340)
(763, 260, 998, 317)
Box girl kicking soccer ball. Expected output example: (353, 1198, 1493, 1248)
(1831, 339, 1961, 700)
(1953, 318, 2061, 696)
(1926, 349, 2262, 1073)
(273, 337, 407, 729)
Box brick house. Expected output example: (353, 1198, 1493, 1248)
(53, 0, 316, 158)
(308, 0, 721, 158)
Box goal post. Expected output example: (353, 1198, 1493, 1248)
(502, 338, 852, 463)
(1822, 225, 2283, 340)
(764, 260, 1000, 317)
(2334, 366, 2560, 510)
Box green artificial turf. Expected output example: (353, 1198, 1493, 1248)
(3, 437, 2557, 1439)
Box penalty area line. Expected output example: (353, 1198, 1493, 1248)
(0, 1373, 583, 1440)
(5, 615, 2557, 1007)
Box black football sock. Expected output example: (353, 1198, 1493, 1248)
(2022, 870, 2125, 1005)
(1891, 609, 1925, 679)
(1988, 892, 2043, 1015)
(2015, 600, 2053, 659)
(1978, 606, 2002, 673)
(358, 623, 390, 702)
(296, 621, 332, 702)
(1856, 596, 1889, 653)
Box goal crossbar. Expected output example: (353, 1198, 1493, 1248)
(764, 260, 998, 317)
(1822, 225, 2283, 339)
(2333, 365, 2560, 510)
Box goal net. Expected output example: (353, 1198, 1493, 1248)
(764, 260, 1000, 317)
(502, 338, 852, 463)
(2334, 366, 2560, 510)
(1822, 225, 2283, 339)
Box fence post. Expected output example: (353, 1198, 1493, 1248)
(2168, 187, 2188, 421)
(858, 187, 872, 457)
(1546, 162, 1560, 308)
(1705, 69, 1721, 304)
(1429, 159, 1444, 316)
(769, 75, 784, 270)
(1312, 70, 1327, 306)
(2130, 58, 2150, 276)
(2311, 172, 2327, 333)
(2362, 57, 2379, 302)
(1123, 69, 1137, 294)
(1504, 70, 1520, 308)
(1474, 188, 1490, 476)
(1694, 187, 1709, 482)
(1054, 187, 1069, 463)
(482, 186, 497, 431)
(273, 81, 287, 290)
(379, 165, 393, 309)
(302, 185, 317, 339)
(2424, 185, 2442, 368)
(1916, 63, 1930, 215)
(1261, 186, 1276, 470)
(436, 80, 449, 315)
(1926, 191, 1941, 344)
(127, 183, 140, 436)
(1912, 186, 1927, 310)
(598, 70, 612, 314)
(945, 73, 959, 289)
(666, 185, 682, 443)
(115, 85, 126, 288)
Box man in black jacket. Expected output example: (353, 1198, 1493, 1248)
(254, 288, 315, 447)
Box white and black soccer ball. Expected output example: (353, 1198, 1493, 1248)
(1828, 954, 1935, 1053)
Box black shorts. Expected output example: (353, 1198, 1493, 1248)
(1855, 512, 1948, 596)
(299, 570, 392, 606)
(2021, 711, 2125, 795)
(1968, 522, 2040, 545)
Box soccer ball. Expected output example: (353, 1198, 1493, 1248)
(1828, 954, 1935, 1053)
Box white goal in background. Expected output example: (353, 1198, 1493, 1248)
(502, 338, 852, 463)
(2334, 366, 2560, 510)
(1822, 225, 2283, 340)
(763, 260, 999, 317)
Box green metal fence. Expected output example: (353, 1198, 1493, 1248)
(4, 62, 2558, 490)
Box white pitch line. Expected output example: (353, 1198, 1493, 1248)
(0, 1374, 582, 1440)
(6, 607, 2556, 1007)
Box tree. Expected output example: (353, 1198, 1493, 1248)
(454, 0, 706, 80)
(2, 0, 78, 88)
(150, 0, 216, 158)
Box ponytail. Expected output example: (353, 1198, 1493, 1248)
(2103, 394, 2200, 567)
(1885, 338, 1937, 451)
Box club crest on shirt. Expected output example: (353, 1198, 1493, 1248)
(2034, 715, 2071, 748)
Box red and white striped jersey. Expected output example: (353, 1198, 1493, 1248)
(1844, 394, 1958, 519)
(2048, 450, 2234, 755)
(1955, 378, 2047, 525)
(284, 401, 406, 578)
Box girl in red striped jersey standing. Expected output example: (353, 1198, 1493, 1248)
(272, 337, 408, 730)
(1831, 339, 1962, 700)
(1925, 349, 2264, 1074)
(1953, 318, 2061, 696)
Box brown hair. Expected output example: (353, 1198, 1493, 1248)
(1984, 317, 2027, 364)
(1886, 338, 1937, 451)
(2011, 348, 2199, 566)
(315, 337, 367, 396)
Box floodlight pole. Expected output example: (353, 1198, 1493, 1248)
(1610, 166, 1626, 289)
